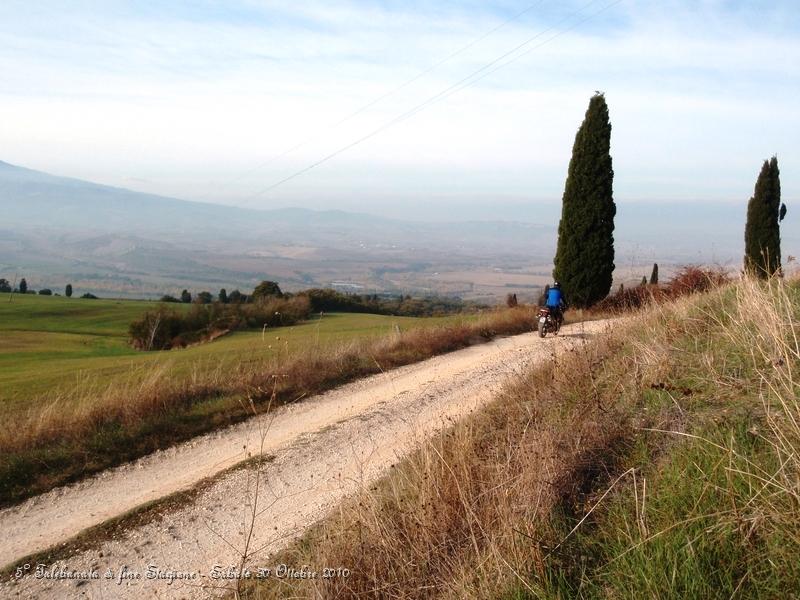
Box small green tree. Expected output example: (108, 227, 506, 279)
(745, 156, 784, 278)
(19, 278, 27, 294)
(65, 283, 73, 297)
(0, 278, 10, 293)
(229, 289, 244, 303)
(649, 263, 658, 285)
(251, 281, 283, 301)
(195, 291, 213, 304)
(180, 289, 192, 303)
(553, 93, 616, 307)
(640, 276, 647, 287)
(218, 288, 228, 304)
(38, 288, 53, 295)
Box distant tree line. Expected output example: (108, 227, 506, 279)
(130, 281, 478, 351)
(0, 277, 82, 298)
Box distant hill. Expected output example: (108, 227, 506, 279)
(0, 160, 552, 247)
(0, 160, 396, 239)
(0, 160, 558, 299)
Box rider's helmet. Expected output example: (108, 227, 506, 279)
(553, 281, 561, 289)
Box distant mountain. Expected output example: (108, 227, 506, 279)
(0, 160, 393, 238)
(0, 160, 560, 300)
(0, 160, 552, 247)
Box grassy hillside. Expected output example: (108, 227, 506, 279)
(0, 292, 459, 408)
(0, 291, 537, 506)
(246, 277, 800, 599)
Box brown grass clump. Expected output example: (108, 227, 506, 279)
(593, 284, 665, 313)
(0, 306, 537, 506)
(593, 265, 730, 314)
(666, 264, 729, 296)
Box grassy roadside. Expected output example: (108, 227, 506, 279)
(241, 277, 799, 599)
(0, 306, 537, 507)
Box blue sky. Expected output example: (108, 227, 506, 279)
(1, 0, 798, 219)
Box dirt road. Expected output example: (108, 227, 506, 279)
(1, 320, 610, 598)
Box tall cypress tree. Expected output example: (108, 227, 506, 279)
(649, 263, 658, 285)
(553, 93, 616, 307)
(744, 156, 784, 278)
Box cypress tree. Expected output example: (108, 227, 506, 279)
(65, 283, 73, 298)
(649, 263, 658, 285)
(744, 156, 784, 278)
(553, 93, 615, 307)
(19, 278, 27, 294)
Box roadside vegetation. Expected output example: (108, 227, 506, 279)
(243, 274, 799, 599)
(0, 300, 536, 507)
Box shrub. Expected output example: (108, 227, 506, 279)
(251, 280, 283, 300)
(38, 289, 52, 296)
(594, 285, 663, 313)
(195, 291, 214, 304)
(667, 265, 729, 296)
(593, 266, 729, 314)
(129, 296, 313, 350)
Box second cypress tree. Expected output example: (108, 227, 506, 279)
(553, 93, 616, 307)
(649, 263, 658, 285)
(744, 156, 784, 278)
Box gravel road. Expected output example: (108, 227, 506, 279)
(1, 320, 610, 599)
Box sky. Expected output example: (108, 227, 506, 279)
(1, 0, 798, 220)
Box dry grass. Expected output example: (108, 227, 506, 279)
(242, 276, 800, 599)
(243, 316, 638, 599)
(593, 265, 730, 313)
(0, 307, 537, 507)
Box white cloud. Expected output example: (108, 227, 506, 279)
(0, 0, 797, 213)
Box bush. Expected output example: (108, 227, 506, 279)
(301, 288, 474, 317)
(37, 289, 52, 296)
(195, 291, 214, 304)
(594, 285, 664, 313)
(81, 293, 98, 299)
(667, 265, 729, 296)
(593, 266, 729, 314)
(129, 296, 313, 350)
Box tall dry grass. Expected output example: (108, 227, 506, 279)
(0, 306, 537, 506)
(244, 276, 800, 599)
(244, 319, 637, 599)
(707, 276, 800, 544)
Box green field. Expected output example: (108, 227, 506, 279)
(0, 293, 469, 413)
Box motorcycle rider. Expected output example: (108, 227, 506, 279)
(545, 282, 566, 329)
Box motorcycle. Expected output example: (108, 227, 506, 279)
(537, 307, 560, 338)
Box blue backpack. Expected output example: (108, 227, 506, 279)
(546, 287, 563, 308)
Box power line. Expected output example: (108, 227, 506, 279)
(205, 0, 548, 194)
(250, 0, 622, 197)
